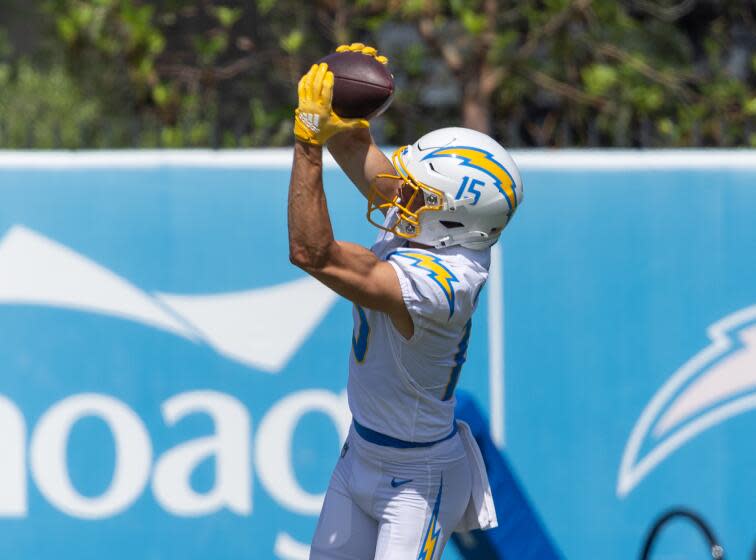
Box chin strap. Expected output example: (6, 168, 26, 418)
(445, 195, 475, 213)
(434, 229, 494, 249)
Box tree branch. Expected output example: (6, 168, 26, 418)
(596, 43, 697, 103)
(481, 65, 505, 97)
(517, 0, 593, 60)
(417, 17, 464, 75)
(632, 0, 697, 22)
(158, 54, 258, 84)
(526, 69, 608, 109)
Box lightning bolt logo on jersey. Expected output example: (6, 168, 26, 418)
(389, 251, 459, 318)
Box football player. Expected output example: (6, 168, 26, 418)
(288, 43, 523, 560)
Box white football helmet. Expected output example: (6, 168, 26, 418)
(368, 127, 523, 250)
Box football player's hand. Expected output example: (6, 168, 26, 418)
(335, 42, 388, 65)
(294, 63, 368, 146)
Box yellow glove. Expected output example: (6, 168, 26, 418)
(293, 63, 368, 146)
(335, 42, 389, 65)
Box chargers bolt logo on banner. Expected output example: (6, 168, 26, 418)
(618, 305, 756, 496)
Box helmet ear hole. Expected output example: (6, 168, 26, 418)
(440, 220, 465, 229)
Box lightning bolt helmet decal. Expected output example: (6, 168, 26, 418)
(420, 146, 519, 210)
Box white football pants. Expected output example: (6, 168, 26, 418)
(310, 425, 472, 560)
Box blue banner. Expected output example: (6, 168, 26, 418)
(0, 151, 754, 559)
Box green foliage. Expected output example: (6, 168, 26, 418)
(210, 5, 243, 29)
(256, 0, 276, 16)
(0, 0, 753, 148)
(582, 65, 618, 97)
(460, 10, 486, 36)
(280, 30, 304, 55)
(745, 97, 756, 117)
(399, 0, 426, 18)
(0, 29, 11, 59)
(0, 60, 101, 148)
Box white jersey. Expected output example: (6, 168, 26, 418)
(312, 213, 498, 560)
(347, 211, 490, 443)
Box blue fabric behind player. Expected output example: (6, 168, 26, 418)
(453, 391, 562, 559)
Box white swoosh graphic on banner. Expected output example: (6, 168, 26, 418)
(617, 305, 756, 497)
(0, 225, 337, 373)
(155, 278, 335, 373)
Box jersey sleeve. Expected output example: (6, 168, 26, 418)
(387, 249, 471, 328)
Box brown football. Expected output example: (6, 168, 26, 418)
(317, 51, 394, 119)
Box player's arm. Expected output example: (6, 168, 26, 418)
(289, 63, 411, 337)
(327, 128, 398, 204)
(288, 140, 412, 339)
(323, 43, 400, 207)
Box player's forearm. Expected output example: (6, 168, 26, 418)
(306, 241, 409, 324)
(288, 141, 337, 269)
(327, 129, 396, 200)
